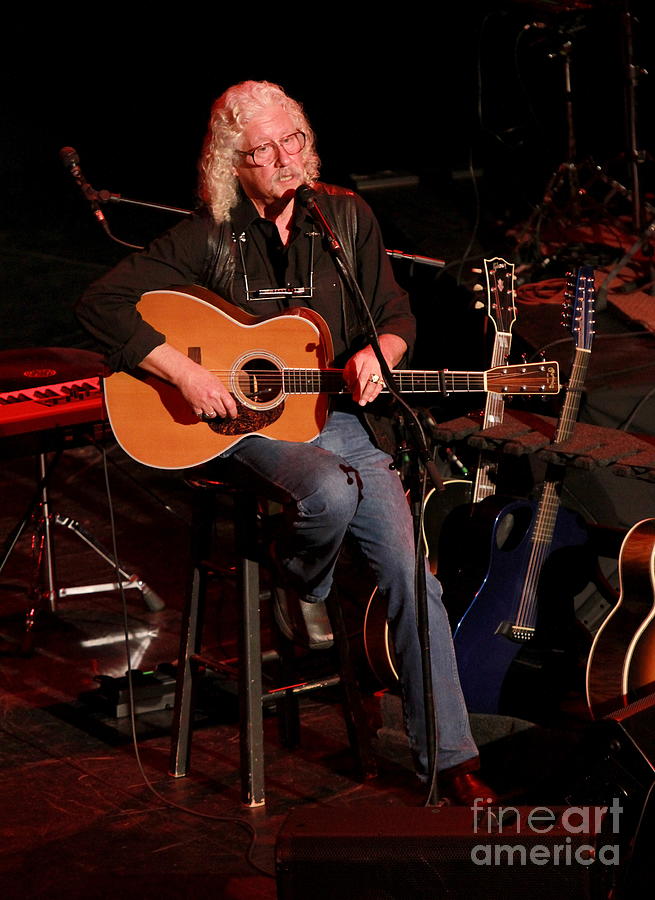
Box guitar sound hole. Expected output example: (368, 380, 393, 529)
(237, 359, 282, 404)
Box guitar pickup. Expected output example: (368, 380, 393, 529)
(495, 622, 535, 643)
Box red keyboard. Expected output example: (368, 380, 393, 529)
(0, 377, 105, 437)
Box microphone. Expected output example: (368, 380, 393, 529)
(296, 184, 344, 256)
(59, 146, 108, 229)
(296, 183, 316, 208)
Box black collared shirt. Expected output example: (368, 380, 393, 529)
(77, 188, 415, 372)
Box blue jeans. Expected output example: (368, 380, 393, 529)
(221, 410, 477, 776)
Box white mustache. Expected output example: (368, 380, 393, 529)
(274, 166, 301, 181)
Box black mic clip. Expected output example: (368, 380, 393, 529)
(59, 146, 108, 229)
(296, 184, 343, 256)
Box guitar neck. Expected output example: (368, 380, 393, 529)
(554, 348, 590, 443)
(527, 347, 591, 543)
(472, 332, 511, 502)
(285, 368, 490, 395)
(515, 346, 592, 626)
(282, 362, 555, 396)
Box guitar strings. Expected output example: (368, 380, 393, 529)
(201, 367, 550, 394)
(514, 348, 591, 628)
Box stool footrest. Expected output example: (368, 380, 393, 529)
(263, 674, 341, 702)
(189, 653, 341, 702)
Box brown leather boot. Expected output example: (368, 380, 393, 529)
(439, 757, 498, 807)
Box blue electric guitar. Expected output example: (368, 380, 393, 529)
(452, 266, 596, 718)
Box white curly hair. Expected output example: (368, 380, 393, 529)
(198, 80, 321, 223)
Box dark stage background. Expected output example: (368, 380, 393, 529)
(3, 9, 655, 898)
(3, 3, 654, 354)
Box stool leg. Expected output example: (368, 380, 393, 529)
(326, 590, 378, 779)
(169, 487, 213, 778)
(169, 562, 205, 777)
(274, 633, 302, 749)
(236, 494, 266, 807)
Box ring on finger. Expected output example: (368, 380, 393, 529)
(369, 373, 380, 384)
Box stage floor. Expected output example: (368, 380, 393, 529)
(0, 442, 625, 900)
(2, 187, 655, 899)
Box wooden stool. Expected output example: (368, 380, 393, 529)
(168, 478, 376, 806)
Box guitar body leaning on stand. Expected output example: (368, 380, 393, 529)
(586, 517, 655, 718)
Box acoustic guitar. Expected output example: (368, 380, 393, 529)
(364, 257, 516, 686)
(103, 285, 560, 470)
(586, 517, 655, 718)
(452, 266, 596, 717)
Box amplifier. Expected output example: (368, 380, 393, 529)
(276, 804, 614, 899)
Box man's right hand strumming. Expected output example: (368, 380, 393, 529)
(139, 342, 238, 420)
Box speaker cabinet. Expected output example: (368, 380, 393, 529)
(573, 693, 655, 818)
(276, 805, 612, 899)
(605, 693, 655, 773)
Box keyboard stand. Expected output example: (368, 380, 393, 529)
(0, 450, 164, 651)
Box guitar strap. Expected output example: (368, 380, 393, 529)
(201, 217, 237, 297)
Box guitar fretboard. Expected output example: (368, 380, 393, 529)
(281, 369, 488, 395)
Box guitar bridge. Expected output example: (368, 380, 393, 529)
(495, 622, 535, 643)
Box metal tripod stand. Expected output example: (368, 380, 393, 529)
(516, 2, 649, 260)
(0, 448, 164, 650)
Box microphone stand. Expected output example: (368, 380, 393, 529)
(88, 190, 192, 251)
(60, 151, 448, 271)
(97, 189, 192, 219)
(297, 186, 444, 806)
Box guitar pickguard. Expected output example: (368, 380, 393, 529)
(207, 397, 284, 435)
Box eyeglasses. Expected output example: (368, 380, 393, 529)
(235, 131, 306, 167)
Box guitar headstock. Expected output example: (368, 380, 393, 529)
(483, 257, 516, 336)
(563, 266, 595, 351)
(486, 361, 560, 395)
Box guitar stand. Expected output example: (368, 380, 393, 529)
(0, 450, 164, 651)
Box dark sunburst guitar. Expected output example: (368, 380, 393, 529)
(364, 257, 517, 687)
(103, 285, 560, 470)
(586, 517, 655, 718)
(423, 257, 517, 628)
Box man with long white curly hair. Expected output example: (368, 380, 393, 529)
(77, 79, 492, 803)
